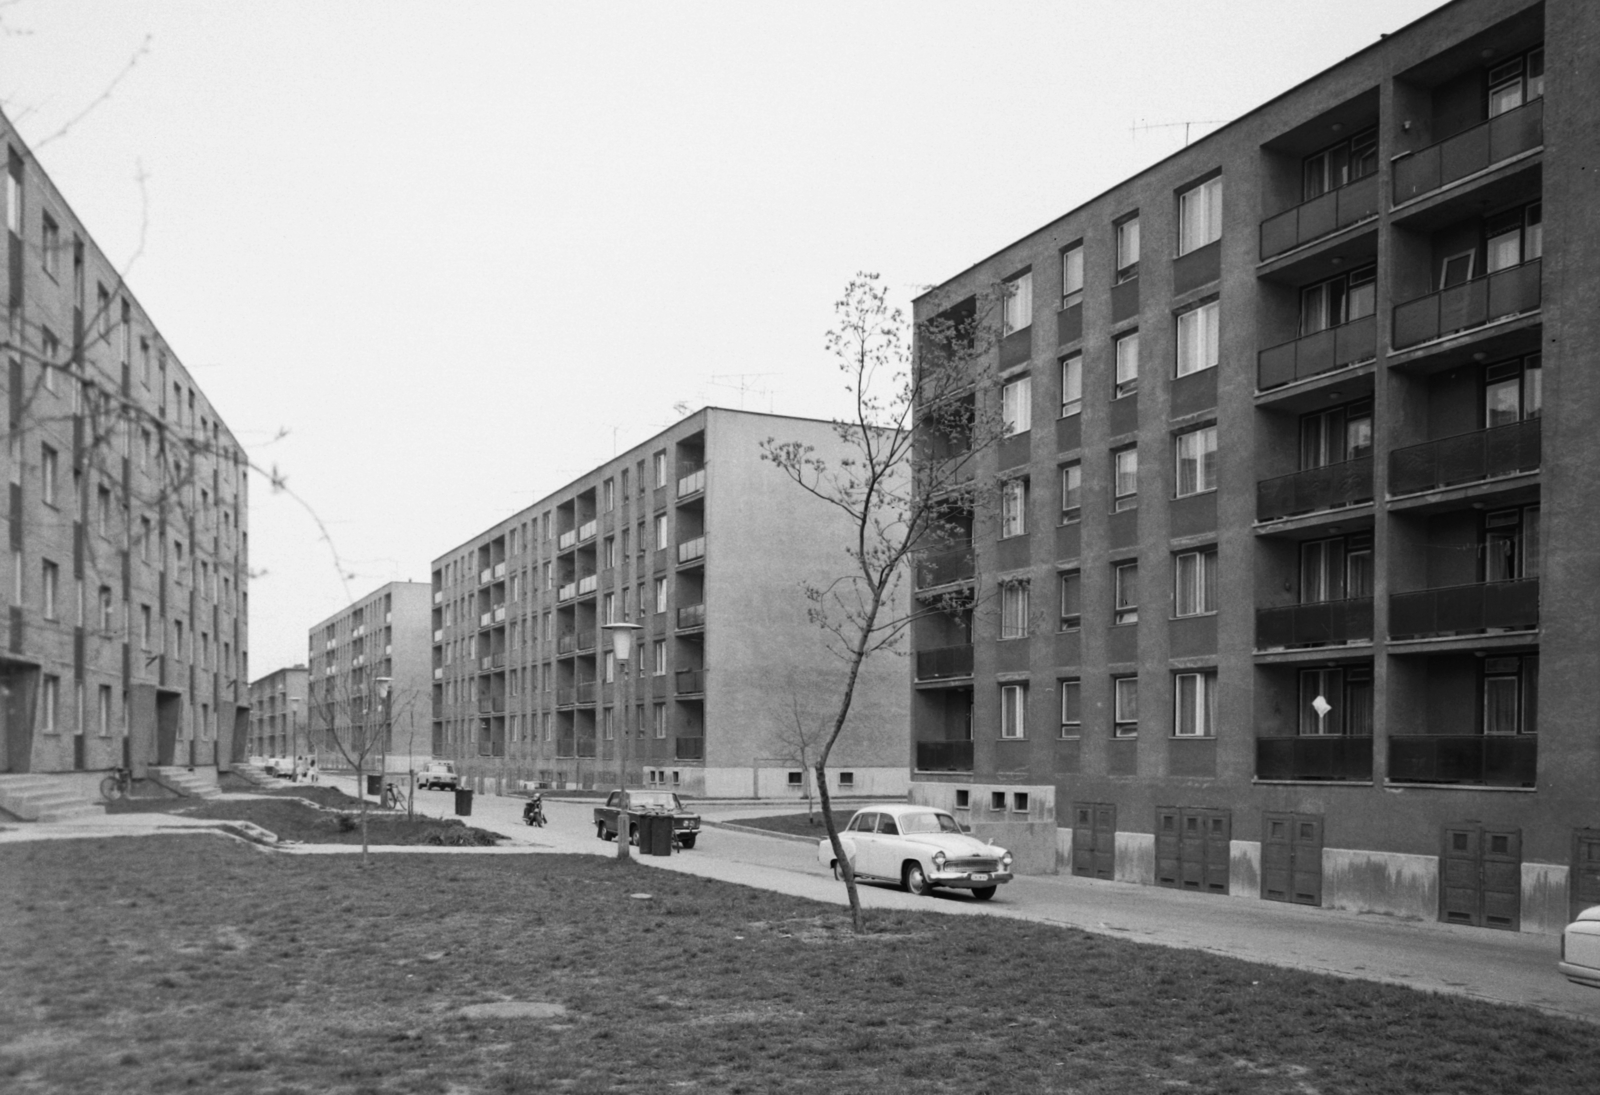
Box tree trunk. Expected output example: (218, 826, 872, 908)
(815, 759, 862, 931)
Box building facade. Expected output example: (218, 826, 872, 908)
(910, 0, 1600, 933)
(306, 582, 432, 778)
(1, 108, 250, 778)
(430, 407, 909, 799)
(247, 665, 309, 760)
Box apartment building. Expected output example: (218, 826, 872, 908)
(430, 407, 908, 799)
(0, 108, 250, 779)
(306, 582, 432, 777)
(247, 665, 309, 760)
(909, 0, 1600, 933)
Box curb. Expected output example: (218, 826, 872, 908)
(703, 819, 821, 846)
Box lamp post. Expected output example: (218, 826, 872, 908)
(376, 676, 393, 800)
(601, 622, 643, 862)
(290, 696, 301, 781)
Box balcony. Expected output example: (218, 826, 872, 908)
(1255, 598, 1373, 650)
(677, 603, 706, 630)
(433, 667, 443, 680)
(578, 519, 597, 542)
(1393, 98, 1542, 206)
(557, 686, 575, 706)
(558, 529, 577, 550)
(1389, 419, 1540, 496)
(1257, 315, 1376, 391)
(575, 681, 596, 704)
(432, 628, 442, 642)
(1392, 259, 1540, 352)
(675, 738, 704, 761)
(915, 547, 975, 590)
(492, 652, 505, 669)
(479, 655, 492, 671)
(677, 468, 705, 497)
(1255, 735, 1373, 781)
(494, 562, 506, 579)
(1256, 457, 1373, 522)
(557, 633, 577, 655)
(915, 740, 974, 772)
(577, 574, 598, 596)
(1388, 734, 1536, 787)
(493, 603, 506, 622)
(577, 633, 595, 653)
(675, 668, 704, 695)
(433, 590, 442, 605)
(480, 568, 492, 585)
(479, 611, 492, 627)
(1260, 173, 1379, 260)
(557, 582, 577, 602)
(677, 537, 706, 565)
(915, 644, 974, 681)
(1389, 578, 1539, 640)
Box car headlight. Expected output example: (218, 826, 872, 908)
(1001, 852, 1014, 870)
(932, 851, 946, 870)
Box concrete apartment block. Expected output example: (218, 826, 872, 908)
(247, 665, 309, 760)
(431, 407, 909, 800)
(910, 0, 1600, 930)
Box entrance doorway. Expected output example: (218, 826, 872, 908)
(1440, 824, 1520, 930)
(156, 691, 182, 766)
(1262, 811, 1324, 906)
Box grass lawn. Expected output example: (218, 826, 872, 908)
(3, 838, 1598, 1093)
(723, 810, 854, 839)
(106, 791, 505, 846)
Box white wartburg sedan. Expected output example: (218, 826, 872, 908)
(818, 804, 1014, 900)
(1559, 906, 1600, 988)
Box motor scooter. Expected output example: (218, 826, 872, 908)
(522, 793, 545, 827)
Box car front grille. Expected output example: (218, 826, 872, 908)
(942, 857, 999, 873)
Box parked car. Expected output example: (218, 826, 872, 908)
(415, 761, 459, 791)
(1559, 905, 1600, 988)
(264, 757, 294, 778)
(594, 789, 700, 849)
(818, 803, 1014, 900)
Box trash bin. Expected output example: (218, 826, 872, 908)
(455, 788, 474, 816)
(642, 813, 674, 856)
(366, 774, 383, 796)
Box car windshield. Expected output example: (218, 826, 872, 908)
(899, 811, 962, 835)
(630, 792, 681, 810)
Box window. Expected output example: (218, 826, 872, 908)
(1059, 463, 1081, 522)
(1487, 47, 1544, 118)
(40, 444, 58, 506)
(1483, 655, 1537, 735)
(603, 536, 615, 569)
(4, 159, 20, 234)
(1174, 548, 1217, 617)
(1113, 676, 1138, 737)
(1485, 202, 1541, 273)
(1300, 399, 1372, 469)
(653, 704, 666, 738)
(653, 451, 667, 487)
(1058, 570, 1081, 631)
(1000, 683, 1027, 738)
(1174, 671, 1217, 737)
(1002, 271, 1033, 335)
(99, 585, 114, 630)
(1115, 215, 1140, 282)
(1000, 478, 1027, 538)
(1012, 792, 1029, 812)
(603, 478, 615, 511)
(1001, 375, 1031, 435)
(837, 771, 854, 789)
(1483, 506, 1540, 582)
(97, 486, 112, 535)
(41, 560, 58, 619)
(1300, 533, 1373, 603)
(602, 706, 615, 740)
(652, 640, 666, 676)
(654, 578, 667, 613)
(1000, 580, 1029, 640)
(140, 604, 152, 649)
(1300, 266, 1375, 334)
(654, 514, 668, 550)
(1439, 250, 1475, 289)
(1059, 353, 1082, 417)
(1178, 176, 1222, 255)
(603, 592, 616, 624)
(1174, 426, 1217, 496)
(1485, 355, 1541, 427)
(1113, 562, 1138, 625)
(604, 651, 616, 684)
(1060, 244, 1084, 307)
(787, 771, 803, 788)
(1299, 666, 1373, 736)
(1303, 126, 1377, 200)
(41, 213, 59, 278)
(1175, 300, 1219, 376)
(1059, 679, 1081, 738)
(1113, 447, 1138, 511)
(1114, 330, 1139, 397)
(40, 328, 58, 390)
(98, 685, 113, 736)
(41, 675, 59, 733)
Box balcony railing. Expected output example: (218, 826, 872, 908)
(675, 668, 704, 695)
(575, 681, 596, 704)
(557, 582, 577, 602)
(494, 561, 506, 579)
(677, 537, 706, 565)
(1255, 598, 1373, 650)
(557, 633, 577, 655)
(491, 652, 506, 669)
(1255, 735, 1373, 781)
(1388, 418, 1540, 496)
(1392, 258, 1541, 351)
(479, 611, 492, 627)
(433, 667, 443, 680)
(493, 603, 506, 622)
(556, 686, 575, 706)
(1257, 314, 1377, 391)
(1256, 456, 1373, 522)
(677, 468, 705, 497)
(432, 628, 442, 642)
(916, 740, 974, 772)
(578, 519, 597, 542)
(558, 529, 577, 550)
(576, 574, 598, 596)
(1389, 578, 1539, 639)
(479, 568, 492, 585)
(433, 590, 442, 604)
(578, 633, 595, 653)
(916, 546, 975, 590)
(677, 603, 706, 630)
(675, 737, 704, 761)
(915, 644, 974, 681)
(1393, 98, 1543, 205)
(479, 655, 492, 671)
(1388, 734, 1536, 787)
(1260, 172, 1379, 260)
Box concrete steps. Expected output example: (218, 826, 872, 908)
(148, 766, 223, 800)
(0, 774, 106, 822)
(230, 764, 279, 788)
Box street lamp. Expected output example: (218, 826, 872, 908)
(601, 622, 643, 862)
(290, 696, 301, 781)
(375, 677, 393, 797)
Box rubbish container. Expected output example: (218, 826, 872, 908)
(366, 774, 383, 796)
(455, 788, 474, 816)
(641, 812, 674, 856)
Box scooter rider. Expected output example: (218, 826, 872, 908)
(523, 791, 545, 827)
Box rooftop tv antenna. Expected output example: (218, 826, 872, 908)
(1130, 118, 1229, 147)
(708, 372, 779, 412)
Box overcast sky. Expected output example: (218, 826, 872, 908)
(1, 0, 1443, 674)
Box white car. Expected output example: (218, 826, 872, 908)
(1559, 905, 1600, 988)
(415, 761, 459, 791)
(818, 803, 1014, 901)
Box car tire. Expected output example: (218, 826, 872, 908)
(830, 860, 842, 881)
(970, 886, 997, 901)
(597, 821, 611, 841)
(629, 825, 640, 847)
(678, 835, 696, 850)
(903, 861, 931, 897)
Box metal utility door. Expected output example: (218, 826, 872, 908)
(1440, 825, 1521, 930)
(1571, 830, 1600, 921)
(1261, 812, 1324, 906)
(1071, 803, 1116, 879)
(1156, 808, 1231, 894)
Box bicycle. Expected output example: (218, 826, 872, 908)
(99, 766, 132, 802)
(381, 782, 404, 811)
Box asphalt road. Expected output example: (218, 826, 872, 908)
(331, 777, 1600, 1025)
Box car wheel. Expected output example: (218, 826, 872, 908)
(903, 861, 932, 897)
(830, 860, 841, 881)
(597, 821, 611, 841)
(970, 886, 997, 901)
(678, 835, 695, 850)
(629, 825, 640, 846)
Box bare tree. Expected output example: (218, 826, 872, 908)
(306, 671, 394, 865)
(773, 686, 832, 821)
(761, 272, 1005, 932)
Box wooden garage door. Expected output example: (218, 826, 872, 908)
(1157, 807, 1230, 894)
(1440, 825, 1520, 931)
(1262, 812, 1323, 906)
(1571, 830, 1600, 921)
(1071, 802, 1116, 879)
